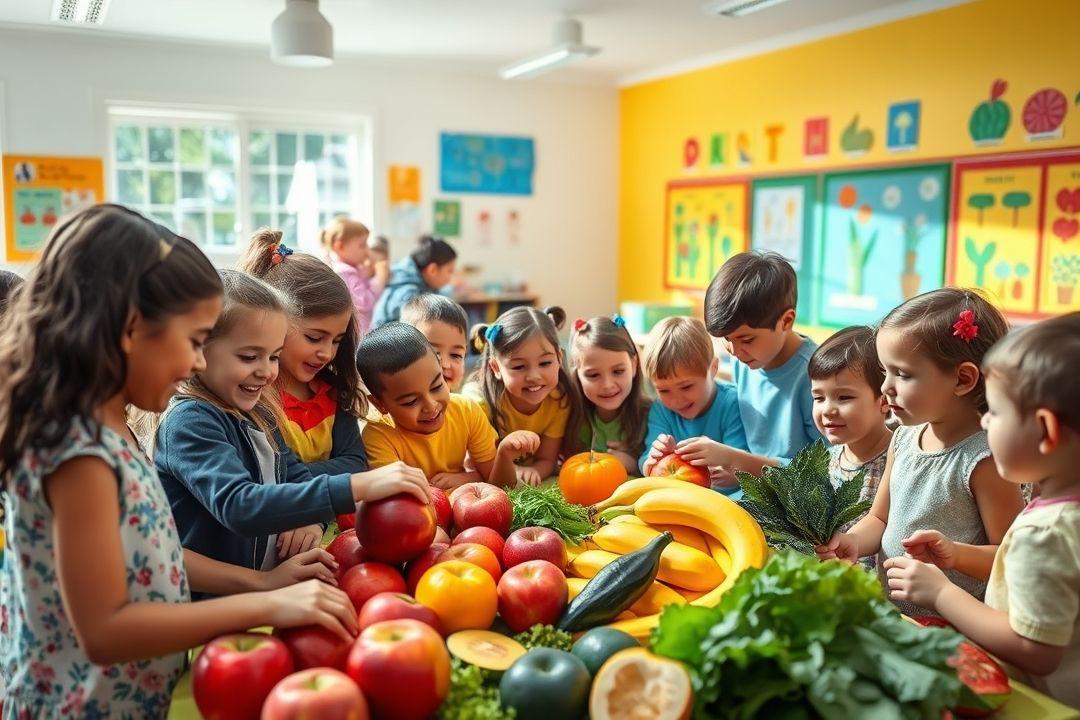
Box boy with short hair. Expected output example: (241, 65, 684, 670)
(400, 293, 469, 391)
(357, 323, 537, 490)
(638, 317, 747, 496)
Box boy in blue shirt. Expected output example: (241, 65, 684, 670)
(638, 317, 747, 497)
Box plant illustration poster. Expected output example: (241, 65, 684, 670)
(1038, 160, 1080, 313)
(751, 175, 817, 324)
(664, 179, 748, 291)
(440, 133, 534, 195)
(817, 165, 949, 327)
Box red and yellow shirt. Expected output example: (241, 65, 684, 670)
(281, 379, 338, 463)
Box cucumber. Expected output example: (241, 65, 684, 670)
(557, 531, 672, 632)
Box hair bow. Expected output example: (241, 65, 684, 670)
(573, 318, 587, 332)
(485, 324, 503, 344)
(952, 309, 979, 343)
(270, 243, 294, 265)
(612, 314, 626, 329)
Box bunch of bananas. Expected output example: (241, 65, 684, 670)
(565, 477, 769, 641)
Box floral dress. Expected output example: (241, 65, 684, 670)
(1, 420, 190, 719)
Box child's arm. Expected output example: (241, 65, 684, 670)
(276, 524, 324, 560)
(305, 410, 368, 477)
(481, 431, 541, 488)
(47, 457, 358, 666)
(963, 456, 1024, 575)
(673, 440, 777, 477)
(522, 434, 561, 486)
(185, 546, 339, 594)
(817, 440, 895, 562)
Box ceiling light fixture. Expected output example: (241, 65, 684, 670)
(50, 0, 112, 25)
(271, 0, 334, 68)
(705, 0, 794, 18)
(499, 16, 600, 80)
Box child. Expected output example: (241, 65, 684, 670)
(320, 218, 382, 337)
(0, 268, 22, 315)
(240, 229, 368, 479)
(155, 269, 429, 578)
(368, 234, 391, 289)
(565, 315, 651, 475)
(465, 306, 580, 486)
(0, 205, 358, 717)
(884, 313, 1080, 708)
(809, 326, 892, 557)
(638, 317, 748, 496)
(816, 289, 1024, 616)
(358, 322, 540, 489)
(684, 251, 821, 477)
(400, 293, 469, 392)
(371, 235, 457, 328)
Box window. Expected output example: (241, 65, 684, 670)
(108, 106, 370, 253)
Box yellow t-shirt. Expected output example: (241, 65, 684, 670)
(985, 497, 1080, 709)
(362, 394, 498, 477)
(463, 383, 570, 441)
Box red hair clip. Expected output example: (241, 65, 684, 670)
(952, 309, 979, 343)
(269, 243, 294, 265)
(573, 318, 587, 332)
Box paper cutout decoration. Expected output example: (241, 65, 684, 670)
(840, 115, 874, 156)
(764, 125, 784, 163)
(709, 133, 726, 167)
(1022, 88, 1068, 141)
(433, 199, 461, 237)
(804, 117, 828, 159)
(968, 79, 1011, 146)
(388, 165, 421, 203)
(736, 132, 753, 166)
(684, 138, 700, 169)
(887, 101, 921, 152)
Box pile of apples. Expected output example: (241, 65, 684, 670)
(193, 482, 570, 720)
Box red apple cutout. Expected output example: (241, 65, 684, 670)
(405, 543, 449, 594)
(438, 543, 503, 583)
(650, 453, 710, 487)
(193, 633, 293, 720)
(430, 487, 452, 530)
(335, 512, 355, 531)
(503, 526, 567, 571)
(358, 592, 442, 635)
(340, 562, 406, 614)
(345, 619, 451, 720)
(451, 482, 512, 537)
(452, 526, 505, 559)
(262, 668, 369, 720)
(357, 495, 437, 564)
(325, 530, 364, 578)
(497, 560, 568, 633)
(273, 625, 352, 671)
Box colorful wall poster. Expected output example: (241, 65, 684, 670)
(1037, 158, 1080, 313)
(433, 199, 461, 237)
(887, 101, 921, 152)
(439, 133, 534, 195)
(3, 155, 104, 261)
(388, 165, 421, 203)
(751, 175, 818, 323)
(817, 164, 949, 327)
(663, 179, 748, 291)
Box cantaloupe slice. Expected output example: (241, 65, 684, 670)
(589, 648, 693, 720)
(446, 630, 526, 671)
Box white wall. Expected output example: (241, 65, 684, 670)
(0, 28, 619, 320)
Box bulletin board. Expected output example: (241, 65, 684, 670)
(663, 178, 748, 291)
(750, 175, 818, 323)
(3, 155, 104, 261)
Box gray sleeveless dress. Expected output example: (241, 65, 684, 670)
(878, 424, 991, 617)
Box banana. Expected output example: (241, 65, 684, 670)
(565, 539, 600, 563)
(631, 582, 686, 615)
(591, 477, 699, 512)
(705, 535, 733, 576)
(568, 549, 621, 579)
(669, 585, 706, 602)
(591, 523, 724, 591)
(650, 523, 711, 554)
(606, 514, 647, 527)
(567, 577, 588, 602)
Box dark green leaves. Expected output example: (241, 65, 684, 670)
(508, 485, 595, 544)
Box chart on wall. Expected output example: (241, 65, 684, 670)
(817, 164, 949, 327)
(664, 179, 748, 291)
(751, 175, 817, 322)
(439, 133, 534, 195)
(3, 155, 104, 261)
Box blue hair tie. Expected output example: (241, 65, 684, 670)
(612, 314, 626, 329)
(485, 324, 503, 344)
(270, 243, 294, 265)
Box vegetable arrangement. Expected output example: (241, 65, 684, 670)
(508, 484, 596, 544)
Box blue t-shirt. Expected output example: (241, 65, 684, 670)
(638, 380, 748, 498)
(731, 334, 822, 464)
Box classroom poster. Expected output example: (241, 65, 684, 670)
(1040, 160, 1080, 314)
(663, 179, 748, 291)
(3, 155, 104, 261)
(433, 199, 461, 237)
(388, 165, 421, 203)
(817, 165, 949, 327)
(751, 175, 817, 323)
(440, 133, 534, 195)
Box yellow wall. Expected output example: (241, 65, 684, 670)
(618, 0, 1080, 325)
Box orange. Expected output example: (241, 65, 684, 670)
(414, 560, 497, 634)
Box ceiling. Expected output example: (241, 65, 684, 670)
(0, 0, 971, 85)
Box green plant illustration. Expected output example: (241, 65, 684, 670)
(993, 261, 1011, 299)
(893, 110, 915, 146)
(968, 194, 995, 226)
(674, 203, 687, 277)
(686, 219, 702, 279)
(721, 235, 733, 258)
(1052, 255, 1080, 305)
(1012, 262, 1031, 300)
(707, 213, 720, 276)
(1002, 191, 1032, 227)
(848, 216, 878, 296)
(840, 114, 874, 153)
(964, 236, 997, 286)
(969, 79, 1011, 143)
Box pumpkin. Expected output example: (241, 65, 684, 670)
(559, 451, 628, 506)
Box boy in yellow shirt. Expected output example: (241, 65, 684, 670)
(358, 323, 539, 490)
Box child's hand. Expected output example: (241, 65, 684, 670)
(352, 461, 430, 504)
(430, 471, 481, 491)
(709, 465, 739, 489)
(883, 556, 950, 610)
(277, 524, 323, 560)
(901, 530, 957, 570)
(498, 431, 541, 461)
(263, 579, 358, 642)
(675, 437, 730, 468)
(815, 532, 859, 564)
(516, 466, 543, 487)
(642, 434, 677, 476)
(264, 547, 338, 589)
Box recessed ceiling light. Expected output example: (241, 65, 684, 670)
(704, 0, 794, 18)
(51, 0, 112, 25)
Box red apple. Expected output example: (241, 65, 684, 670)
(345, 619, 451, 720)
(434, 526, 451, 545)
(451, 483, 512, 537)
(325, 530, 364, 578)
(335, 512, 355, 531)
(453, 526, 505, 559)
(502, 526, 567, 570)
(262, 668, 368, 720)
(430, 487, 451, 530)
(273, 625, 352, 671)
(358, 592, 442, 635)
(357, 495, 437, 564)
(340, 562, 406, 614)
(404, 543, 448, 594)
(437, 543, 502, 583)
(496, 560, 568, 633)
(193, 633, 293, 720)
(651, 453, 710, 487)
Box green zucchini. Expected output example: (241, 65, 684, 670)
(557, 531, 672, 632)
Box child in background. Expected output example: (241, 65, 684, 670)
(565, 315, 651, 475)
(359, 323, 540, 489)
(372, 235, 457, 328)
(0, 269, 23, 315)
(465, 306, 581, 486)
(695, 251, 821, 475)
(241, 229, 368, 479)
(401, 293, 470, 391)
(884, 313, 1080, 709)
(368, 234, 391, 288)
(321, 218, 382, 337)
(639, 317, 747, 496)
(817, 289, 1024, 616)
(155, 269, 428, 580)
(0, 206, 357, 717)
(809, 326, 892, 560)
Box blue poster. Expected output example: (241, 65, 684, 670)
(817, 165, 950, 327)
(440, 133, 535, 195)
(887, 100, 921, 152)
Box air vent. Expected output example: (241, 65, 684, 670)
(51, 0, 112, 25)
(706, 0, 792, 18)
